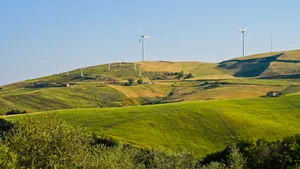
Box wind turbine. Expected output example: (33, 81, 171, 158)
(270, 29, 273, 52)
(138, 28, 151, 62)
(237, 25, 249, 57)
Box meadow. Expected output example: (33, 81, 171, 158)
(6, 94, 300, 156)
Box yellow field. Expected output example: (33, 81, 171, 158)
(261, 62, 300, 76)
(173, 85, 285, 100)
(108, 84, 171, 98)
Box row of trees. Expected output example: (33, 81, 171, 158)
(1, 114, 300, 168)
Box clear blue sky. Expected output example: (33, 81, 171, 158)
(1, 0, 300, 85)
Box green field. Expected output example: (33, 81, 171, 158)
(0, 83, 135, 114)
(6, 94, 300, 156)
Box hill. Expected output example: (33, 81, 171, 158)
(6, 94, 300, 156)
(1, 50, 300, 114)
(219, 50, 300, 78)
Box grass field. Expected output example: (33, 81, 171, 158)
(108, 84, 172, 98)
(0, 83, 133, 115)
(173, 85, 285, 100)
(139, 61, 234, 79)
(6, 94, 300, 156)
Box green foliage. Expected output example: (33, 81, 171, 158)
(4, 113, 97, 168)
(6, 109, 28, 115)
(128, 78, 135, 85)
(137, 79, 143, 84)
(124, 78, 135, 86)
(0, 141, 17, 169)
(226, 144, 246, 169)
(0, 119, 13, 137)
(176, 71, 184, 80)
(184, 73, 194, 79)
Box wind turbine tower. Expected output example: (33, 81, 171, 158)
(139, 65, 142, 77)
(270, 29, 273, 52)
(138, 28, 151, 62)
(237, 26, 249, 57)
(66, 65, 69, 76)
(81, 67, 83, 77)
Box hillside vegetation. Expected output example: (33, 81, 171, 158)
(6, 94, 300, 156)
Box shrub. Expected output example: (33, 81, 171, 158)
(128, 78, 135, 86)
(6, 110, 28, 115)
(184, 73, 194, 79)
(4, 113, 97, 168)
(137, 79, 143, 84)
(0, 88, 3, 91)
(176, 71, 184, 80)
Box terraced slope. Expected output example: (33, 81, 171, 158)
(7, 95, 300, 156)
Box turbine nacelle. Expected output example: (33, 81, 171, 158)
(138, 28, 151, 62)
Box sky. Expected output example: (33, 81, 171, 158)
(1, 0, 300, 85)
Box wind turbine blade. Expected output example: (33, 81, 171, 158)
(144, 36, 151, 38)
(237, 25, 242, 31)
(138, 28, 143, 36)
(138, 38, 142, 43)
(243, 25, 249, 31)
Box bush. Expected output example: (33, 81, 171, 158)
(6, 110, 28, 115)
(137, 79, 143, 84)
(184, 73, 194, 79)
(176, 71, 184, 80)
(0, 88, 3, 91)
(4, 113, 97, 168)
(128, 78, 135, 86)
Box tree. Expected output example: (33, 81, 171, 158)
(128, 78, 135, 86)
(184, 73, 194, 79)
(176, 71, 184, 80)
(137, 79, 143, 84)
(4, 113, 97, 168)
(226, 144, 247, 169)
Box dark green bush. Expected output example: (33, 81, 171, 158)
(176, 71, 184, 80)
(137, 79, 143, 84)
(6, 110, 28, 115)
(184, 73, 194, 79)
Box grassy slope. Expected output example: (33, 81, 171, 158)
(0, 83, 132, 115)
(108, 84, 171, 98)
(6, 95, 300, 156)
(173, 85, 285, 100)
(227, 50, 300, 77)
(139, 61, 234, 79)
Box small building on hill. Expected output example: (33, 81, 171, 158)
(65, 83, 70, 87)
(267, 91, 280, 97)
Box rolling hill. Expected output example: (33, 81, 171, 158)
(1, 49, 300, 114)
(5, 94, 300, 156)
